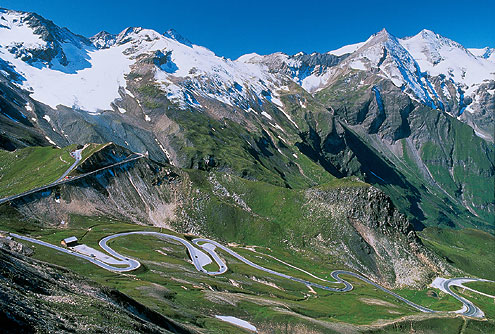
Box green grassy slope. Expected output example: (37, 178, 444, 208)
(463, 281, 495, 296)
(0, 209, 470, 332)
(311, 73, 494, 231)
(0, 145, 76, 197)
(0, 143, 493, 332)
(180, 169, 367, 249)
(419, 228, 495, 280)
(0, 143, 120, 199)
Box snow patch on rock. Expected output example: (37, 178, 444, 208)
(215, 316, 257, 332)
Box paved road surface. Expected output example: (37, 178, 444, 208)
(54, 147, 84, 183)
(10, 231, 492, 318)
(3, 146, 490, 318)
(452, 279, 495, 299)
(10, 233, 139, 272)
(99, 231, 226, 275)
(192, 239, 433, 312)
(438, 277, 493, 317)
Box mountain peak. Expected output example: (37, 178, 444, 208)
(365, 28, 398, 46)
(419, 28, 435, 36)
(374, 28, 393, 39)
(236, 52, 263, 63)
(414, 29, 441, 41)
(378, 28, 390, 35)
(0, 7, 90, 47)
(406, 29, 464, 50)
(90, 31, 116, 49)
(163, 28, 192, 47)
(399, 28, 495, 90)
(0, 8, 92, 71)
(114, 26, 162, 45)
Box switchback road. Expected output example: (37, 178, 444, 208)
(10, 231, 493, 318)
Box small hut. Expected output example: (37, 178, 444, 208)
(61, 236, 78, 247)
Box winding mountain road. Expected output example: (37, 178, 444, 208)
(431, 277, 493, 317)
(10, 231, 493, 318)
(6, 146, 490, 318)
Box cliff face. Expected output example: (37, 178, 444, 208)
(310, 72, 494, 230)
(304, 186, 450, 287)
(11, 145, 183, 227)
(2, 44, 492, 231)
(172, 172, 451, 287)
(0, 9, 493, 234)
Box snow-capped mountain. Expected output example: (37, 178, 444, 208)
(0, 8, 289, 116)
(236, 51, 344, 93)
(345, 29, 438, 105)
(1, 7, 493, 229)
(238, 28, 494, 140)
(0, 9, 92, 67)
(400, 29, 494, 99)
(0, 7, 493, 140)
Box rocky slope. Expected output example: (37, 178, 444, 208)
(10, 143, 181, 227)
(0, 7, 494, 333)
(2, 206, 491, 334)
(310, 70, 494, 229)
(0, 235, 196, 334)
(303, 186, 449, 287)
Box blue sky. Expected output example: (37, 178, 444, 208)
(2, 0, 494, 59)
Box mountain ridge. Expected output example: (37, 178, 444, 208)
(1, 7, 493, 122)
(0, 7, 493, 232)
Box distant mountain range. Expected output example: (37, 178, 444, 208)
(0, 7, 493, 230)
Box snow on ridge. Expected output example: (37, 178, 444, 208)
(468, 47, 495, 62)
(328, 36, 373, 56)
(90, 31, 116, 49)
(1, 8, 492, 117)
(44, 135, 56, 146)
(0, 8, 130, 112)
(300, 72, 330, 93)
(261, 111, 272, 120)
(0, 10, 46, 49)
(163, 28, 192, 47)
(236, 52, 264, 63)
(0, 14, 279, 113)
(399, 30, 495, 90)
(382, 35, 435, 103)
(336, 29, 495, 113)
(344, 30, 435, 105)
(149, 36, 286, 111)
(0, 42, 133, 112)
